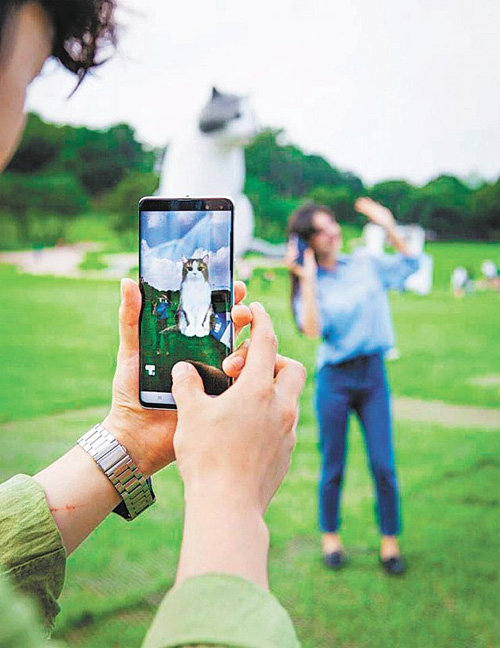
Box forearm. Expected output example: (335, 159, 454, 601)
(385, 223, 412, 256)
(176, 486, 270, 590)
(299, 277, 321, 338)
(33, 445, 121, 556)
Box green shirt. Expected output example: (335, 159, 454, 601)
(0, 475, 300, 648)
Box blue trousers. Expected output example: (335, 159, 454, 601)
(316, 353, 401, 536)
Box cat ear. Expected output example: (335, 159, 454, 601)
(202, 254, 209, 264)
(212, 87, 221, 99)
(181, 255, 187, 263)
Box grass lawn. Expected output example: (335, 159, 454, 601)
(1, 407, 497, 647)
(0, 239, 499, 647)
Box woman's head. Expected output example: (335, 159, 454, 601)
(288, 203, 342, 258)
(0, 0, 117, 170)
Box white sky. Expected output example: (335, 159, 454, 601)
(27, 0, 500, 185)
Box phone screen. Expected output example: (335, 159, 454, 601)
(139, 197, 234, 409)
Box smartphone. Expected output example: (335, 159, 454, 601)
(290, 234, 308, 265)
(139, 196, 234, 409)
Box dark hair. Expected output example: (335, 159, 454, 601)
(287, 203, 336, 332)
(0, 0, 117, 86)
(287, 202, 336, 243)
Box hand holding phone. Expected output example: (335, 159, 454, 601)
(289, 234, 308, 266)
(286, 235, 317, 280)
(139, 197, 235, 409)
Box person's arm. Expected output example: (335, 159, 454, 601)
(355, 197, 413, 256)
(32, 278, 177, 556)
(2, 280, 251, 629)
(0, 573, 52, 647)
(143, 303, 305, 647)
(285, 242, 321, 339)
(299, 264, 321, 338)
(0, 474, 65, 634)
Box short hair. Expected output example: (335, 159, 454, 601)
(0, 0, 117, 84)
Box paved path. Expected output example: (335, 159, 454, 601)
(3, 398, 499, 432)
(393, 397, 500, 430)
(0, 244, 137, 279)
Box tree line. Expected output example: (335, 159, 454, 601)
(0, 113, 498, 247)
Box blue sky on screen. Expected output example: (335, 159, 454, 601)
(141, 211, 231, 291)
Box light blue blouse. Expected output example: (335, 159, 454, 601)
(294, 250, 420, 368)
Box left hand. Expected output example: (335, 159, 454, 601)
(103, 279, 252, 477)
(355, 197, 396, 230)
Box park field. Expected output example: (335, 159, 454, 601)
(0, 239, 499, 647)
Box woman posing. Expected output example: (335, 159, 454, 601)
(287, 198, 420, 575)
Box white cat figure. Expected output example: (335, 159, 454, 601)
(160, 88, 261, 260)
(177, 256, 213, 337)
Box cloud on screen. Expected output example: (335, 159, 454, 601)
(142, 241, 230, 291)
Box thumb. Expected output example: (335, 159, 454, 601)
(171, 362, 206, 408)
(118, 278, 141, 360)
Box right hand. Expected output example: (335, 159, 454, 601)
(172, 302, 306, 515)
(285, 238, 317, 281)
(103, 279, 252, 478)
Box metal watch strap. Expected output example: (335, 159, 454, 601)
(78, 423, 155, 520)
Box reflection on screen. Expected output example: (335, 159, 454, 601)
(140, 210, 232, 401)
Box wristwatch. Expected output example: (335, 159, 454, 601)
(78, 423, 155, 520)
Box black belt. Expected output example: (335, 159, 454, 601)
(333, 353, 379, 370)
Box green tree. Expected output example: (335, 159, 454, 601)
(58, 123, 157, 195)
(408, 175, 472, 238)
(6, 113, 64, 173)
(307, 185, 362, 224)
(369, 180, 416, 222)
(470, 178, 500, 240)
(0, 172, 88, 243)
(245, 176, 300, 242)
(103, 171, 160, 235)
(245, 129, 362, 198)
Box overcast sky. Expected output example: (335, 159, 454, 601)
(27, 0, 500, 185)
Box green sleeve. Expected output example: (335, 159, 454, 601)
(142, 573, 300, 648)
(0, 573, 50, 647)
(0, 474, 66, 634)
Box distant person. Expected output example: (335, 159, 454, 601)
(286, 198, 421, 575)
(451, 266, 469, 298)
(0, 2, 306, 646)
(480, 259, 499, 292)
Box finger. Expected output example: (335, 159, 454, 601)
(231, 303, 252, 337)
(240, 302, 277, 379)
(234, 280, 246, 305)
(287, 237, 299, 255)
(171, 362, 207, 409)
(304, 248, 316, 263)
(285, 240, 299, 265)
(274, 357, 306, 402)
(222, 340, 249, 378)
(118, 278, 141, 360)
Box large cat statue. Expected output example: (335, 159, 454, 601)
(159, 88, 282, 259)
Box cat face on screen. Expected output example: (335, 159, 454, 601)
(181, 255, 209, 282)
